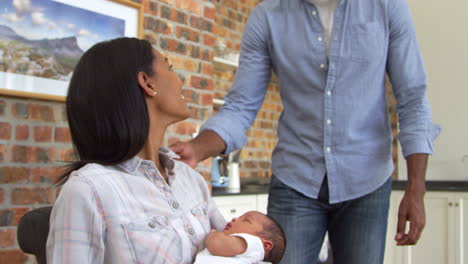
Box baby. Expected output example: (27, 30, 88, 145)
(194, 211, 286, 264)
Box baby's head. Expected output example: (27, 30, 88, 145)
(223, 211, 286, 264)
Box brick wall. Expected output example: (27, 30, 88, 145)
(212, 0, 282, 179)
(0, 99, 69, 263)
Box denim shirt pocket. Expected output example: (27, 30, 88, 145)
(348, 22, 386, 63)
(122, 216, 183, 264)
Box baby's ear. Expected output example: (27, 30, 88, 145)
(261, 238, 273, 251)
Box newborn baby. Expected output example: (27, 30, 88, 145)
(194, 211, 286, 264)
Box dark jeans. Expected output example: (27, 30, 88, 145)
(267, 175, 392, 264)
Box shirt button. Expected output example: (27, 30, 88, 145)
(172, 201, 180, 209)
(148, 222, 156, 228)
(312, 10, 317, 16)
(327, 90, 331, 96)
(327, 119, 331, 125)
(188, 228, 195, 235)
(320, 64, 326, 69)
(318, 36, 323, 42)
(326, 147, 331, 153)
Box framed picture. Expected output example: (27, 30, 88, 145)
(0, 0, 143, 101)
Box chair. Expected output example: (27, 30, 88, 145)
(17, 206, 52, 264)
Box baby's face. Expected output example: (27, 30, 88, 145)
(223, 211, 268, 235)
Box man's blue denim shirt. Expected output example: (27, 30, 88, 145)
(201, 0, 441, 203)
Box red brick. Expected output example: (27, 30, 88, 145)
(214, 25, 228, 38)
(15, 125, 29, 140)
(29, 104, 54, 122)
(158, 0, 175, 4)
(58, 148, 76, 162)
(190, 16, 213, 32)
(176, 0, 202, 15)
(11, 187, 54, 205)
(203, 33, 215, 47)
(176, 26, 200, 42)
(0, 145, 5, 162)
(204, 6, 216, 20)
(12, 103, 28, 119)
(144, 0, 158, 16)
(173, 122, 197, 135)
(160, 37, 186, 55)
(201, 93, 213, 105)
(0, 122, 11, 140)
(183, 58, 199, 73)
(0, 208, 30, 226)
(54, 127, 72, 143)
(181, 90, 197, 104)
(145, 17, 171, 35)
(161, 6, 187, 24)
(32, 167, 64, 184)
(190, 76, 214, 90)
(0, 228, 16, 247)
(33, 126, 52, 142)
(201, 63, 214, 75)
(0, 100, 5, 116)
(0, 249, 29, 263)
(36, 147, 55, 163)
(0, 167, 30, 184)
(11, 145, 34, 163)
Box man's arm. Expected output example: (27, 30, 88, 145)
(395, 153, 427, 245)
(171, 5, 272, 166)
(205, 231, 247, 257)
(386, 0, 440, 245)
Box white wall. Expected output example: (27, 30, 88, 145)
(398, 0, 468, 180)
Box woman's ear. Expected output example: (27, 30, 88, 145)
(137, 71, 156, 97)
(261, 238, 273, 251)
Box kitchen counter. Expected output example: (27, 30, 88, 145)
(212, 183, 270, 196)
(212, 180, 468, 196)
(392, 180, 468, 192)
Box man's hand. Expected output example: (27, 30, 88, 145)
(395, 191, 426, 245)
(170, 130, 227, 168)
(170, 141, 199, 168)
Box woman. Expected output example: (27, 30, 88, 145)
(46, 37, 226, 264)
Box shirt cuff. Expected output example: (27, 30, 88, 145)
(200, 116, 248, 154)
(399, 123, 441, 157)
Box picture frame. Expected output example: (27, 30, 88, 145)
(0, 0, 143, 102)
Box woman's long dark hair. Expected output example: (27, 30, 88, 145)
(56, 37, 154, 184)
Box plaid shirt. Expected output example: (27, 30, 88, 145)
(47, 147, 226, 264)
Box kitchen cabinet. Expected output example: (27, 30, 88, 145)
(385, 191, 468, 264)
(212, 194, 259, 220)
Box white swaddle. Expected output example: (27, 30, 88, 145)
(194, 233, 270, 264)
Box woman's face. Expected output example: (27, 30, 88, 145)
(148, 49, 190, 121)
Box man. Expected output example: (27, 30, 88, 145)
(171, 0, 440, 263)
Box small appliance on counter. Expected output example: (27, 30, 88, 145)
(211, 149, 242, 192)
(211, 155, 228, 188)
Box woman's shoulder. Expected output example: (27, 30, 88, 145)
(65, 162, 124, 192)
